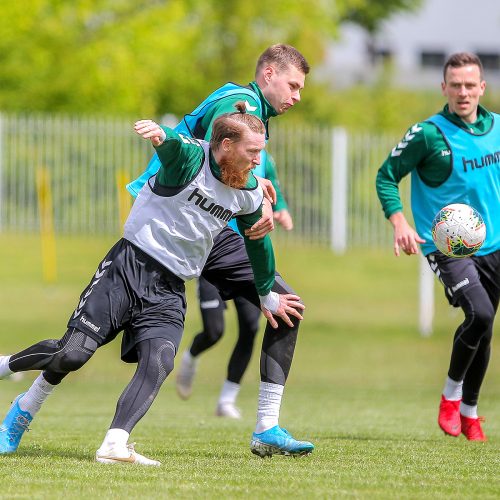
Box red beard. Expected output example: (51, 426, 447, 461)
(219, 156, 250, 189)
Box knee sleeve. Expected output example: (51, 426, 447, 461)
(457, 289, 495, 348)
(10, 328, 97, 374)
(50, 329, 97, 373)
(111, 338, 175, 433)
(156, 341, 175, 380)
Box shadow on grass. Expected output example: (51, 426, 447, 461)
(4, 445, 93, 462)
(318, 434, 439, 444)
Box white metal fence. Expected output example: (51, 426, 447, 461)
(0, 112, 411, 247)
(0, 111, 435, 334)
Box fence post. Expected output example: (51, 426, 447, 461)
(419, 254, 434, 336)
(36, 167, 57, 283)
(330, 127, 348, 253)
(116, 169, 131, 230)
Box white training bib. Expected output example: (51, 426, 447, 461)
(124, 141, 263, 280)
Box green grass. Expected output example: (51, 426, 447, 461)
(0, 233, 499, 499)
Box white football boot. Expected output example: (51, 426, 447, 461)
(175, 351, 198, 400)
(216, 402, 242, 419)
(96, 442, 161, 466)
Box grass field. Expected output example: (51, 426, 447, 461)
(0, 234, 499, 499)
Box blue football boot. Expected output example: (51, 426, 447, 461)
(0, 393, 32, 454)
(250, 425, 314, 457)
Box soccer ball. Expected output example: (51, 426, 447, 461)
(431, 203, 486, 258)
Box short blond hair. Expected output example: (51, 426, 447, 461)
(256, 44, 310, 76)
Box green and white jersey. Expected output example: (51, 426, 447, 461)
(376, 105, 494, 219)
(124, 129, 265, 283)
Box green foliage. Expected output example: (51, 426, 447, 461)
(0, 0, 339, 117)
(2, 0, 497, 133)
(292, 71, 500, 133)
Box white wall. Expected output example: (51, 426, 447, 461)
(319, 0, 500, 89)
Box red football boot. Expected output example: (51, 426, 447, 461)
(438, 395, 461, 436)
(460, 415, 487, 442)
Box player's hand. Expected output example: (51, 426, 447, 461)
(255, 176, 277, 205)
(244, 198, 274, 240)
(389, 212, 426, 256)
(260, 293, 305, 329)
(134, 120, 166, 147)
(273, 209, 293, 231)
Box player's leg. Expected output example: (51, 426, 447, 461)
(202, 227, 313, 456)
(96, 338, 176, 467)
(0, 239, 137, 455)
(216, 297, 260, 419)
(428, 251, 497, 439)
(96, 261, 186, 466)
(176, 277, 225, 400)
(458, 252, 499, 440)
(248, 276, 313, 457)
(0, 328, 98, 454)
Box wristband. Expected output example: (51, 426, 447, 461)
(259, 291, 280, 313)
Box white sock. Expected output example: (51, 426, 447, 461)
(0, 355, 14, 379)
(442, 376, 463, 401)
(99, 428, 130, 451)
(218, 380, 240, 406)
(255, 382, 283, 434)
(18, 373, 56, 416)
(460, 402, 478, 419)
(183, 350, 197, 367)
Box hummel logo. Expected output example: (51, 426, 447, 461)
(441, 150, 451, 157)
(72, 260, 112, 319)
(244, 100, 257, 112)
(451, 278, 469, 293)
(187, 188, 235, 222)
(80, 316, 101, 333)
(391, 124, 422, 157)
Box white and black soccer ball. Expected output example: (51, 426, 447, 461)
(431, 203, 486, 258)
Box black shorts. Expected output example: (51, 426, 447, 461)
(198, 276, 226, 312)
(67, 239, 186, 362)
(427, 250, 500, 308)
(201, 227, 295, 304)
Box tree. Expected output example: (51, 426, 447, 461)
(0, 0, 340, 117)
(0, 0, 442, 129)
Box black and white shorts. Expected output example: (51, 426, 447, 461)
(426, 250, 500, 308)
(67, 238, 186, 362)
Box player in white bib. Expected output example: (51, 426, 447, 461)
(0, 104, 313, 464)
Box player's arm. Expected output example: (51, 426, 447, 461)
(236, 208, 304, 328)
(376, 123, 428, 256)
(245, 153, 293, 238)
(264, 153, 293, 230)
(134, 120, 204, 186)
